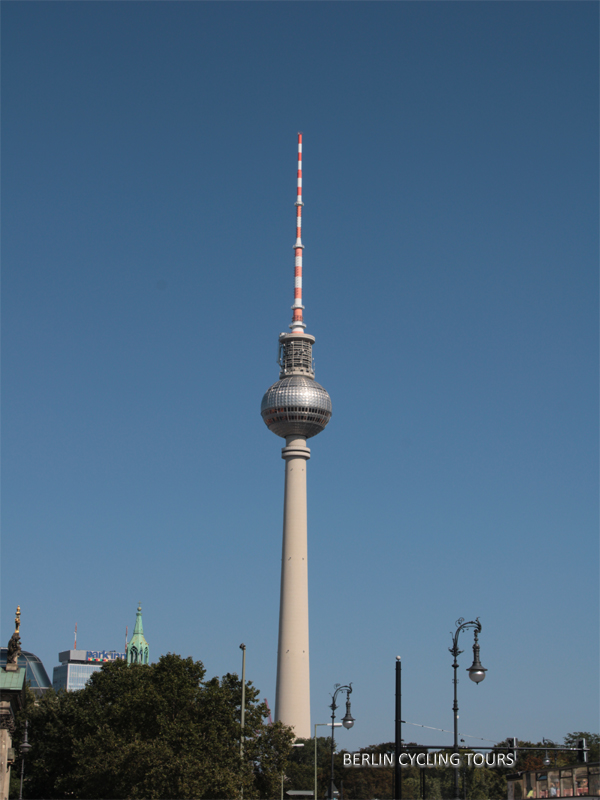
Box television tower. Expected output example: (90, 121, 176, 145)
(261, 134, 332, 738)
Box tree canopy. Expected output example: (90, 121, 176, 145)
(292, 733, 600, 800)
(11, 668, 597, 800)
(14, 654, 294, 799)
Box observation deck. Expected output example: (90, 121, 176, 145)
(261, 332, 332, 439)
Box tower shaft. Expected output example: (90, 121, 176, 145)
(275, 435, 311, 737)
(262, 134, 331, 740)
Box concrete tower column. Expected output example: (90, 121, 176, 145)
(275, 435, 311, 738)
(261, 135, 331, 740)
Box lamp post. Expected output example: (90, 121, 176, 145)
(239, 644, 246, 800)
(19, 720, 31, 800)
(449, 618, 486, 800)
(239, 644, 246, 758)
(328, 684, 354, 799)
(543, 739, 556, 767)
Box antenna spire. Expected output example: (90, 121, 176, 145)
(291, 133, 306, 331)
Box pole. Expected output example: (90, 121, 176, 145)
(240, 644, 246, 758)
(329, 698, 336, 800)
(19, 721, 30, 800)
(240, 644, 246, 800)
(394, 657, 402, 800)
(328, 686, 352, 799)
(452, 638, 460, 800)
(315, 724, 318, 800)
(19, 755, 25, 800)
(449, 619, 484, 800)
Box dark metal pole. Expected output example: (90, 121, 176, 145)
(19, 754, 26, 800)
(452, 644, 459, 800)
(19, 720, 31, 800)
(394, 657, 402, 800)
(329, 693, 337, 800)
(328, 685, 353, 800)
(240, 644, 246, 758)
(449, 619, 484, 800)
(239, 644, 246, 800)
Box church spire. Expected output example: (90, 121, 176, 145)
(126, 603, 150, 665)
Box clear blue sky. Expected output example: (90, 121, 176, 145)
(2, 1, 598, 751)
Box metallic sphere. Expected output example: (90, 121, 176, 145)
(261, 376, 332, 439)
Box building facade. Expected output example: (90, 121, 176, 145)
(52, 649, 126, 692)
(53, 606, 150, 691)
(508, 763, 599, 799)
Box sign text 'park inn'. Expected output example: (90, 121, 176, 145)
(86, 650, 126, 663)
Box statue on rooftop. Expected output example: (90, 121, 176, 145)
(6, 606, 22, 665)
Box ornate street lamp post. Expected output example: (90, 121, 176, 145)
(19, 720, 31, 800)
(543, 738, 557, 766)
(449, 618, 486, 800)
(328, 684, 354, 799)
(239, 644, 246, 759)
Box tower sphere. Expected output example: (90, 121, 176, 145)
(261, 375, 332, 439)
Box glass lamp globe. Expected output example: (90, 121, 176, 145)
(468, 666, 487, 683)
(342, 700, 355, 729)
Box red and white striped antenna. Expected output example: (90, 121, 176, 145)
(290, 133, 306, 332)
(74, 622, 77, 650)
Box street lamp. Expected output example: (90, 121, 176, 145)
(239, 644, 246, 758)
(239, 644, 247, 800)
(449, 618, 486, 800)
(543, 739, 556, 767)
(328, 684, 354, 799)
(19, 720, 31, 800)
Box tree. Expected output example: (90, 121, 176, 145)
(334, 741, 514, 800)
(339, 741, 395, 799)
(284, 736, 333, 798)
(18, 654, 295, 799)
(563, 732, 599, 763)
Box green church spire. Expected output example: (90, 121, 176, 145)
(126, 603, 150, 665)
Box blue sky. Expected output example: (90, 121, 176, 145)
(2, 1, 598, 751)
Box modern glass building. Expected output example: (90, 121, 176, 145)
(52, 649, 126, 692)
(52, 608, 148, 691)
(0, 648, 52, 697)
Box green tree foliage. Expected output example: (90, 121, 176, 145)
(563, 732, 599, 763)
(284, 736, 336, 799)
(339, 741, 395, 799)
(16, 654, 294, 799)
(332, 735, 600, 800)
(491, 737, 550, 773)
(334, 742, 512, 799)
(494, 733, 600, 773)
